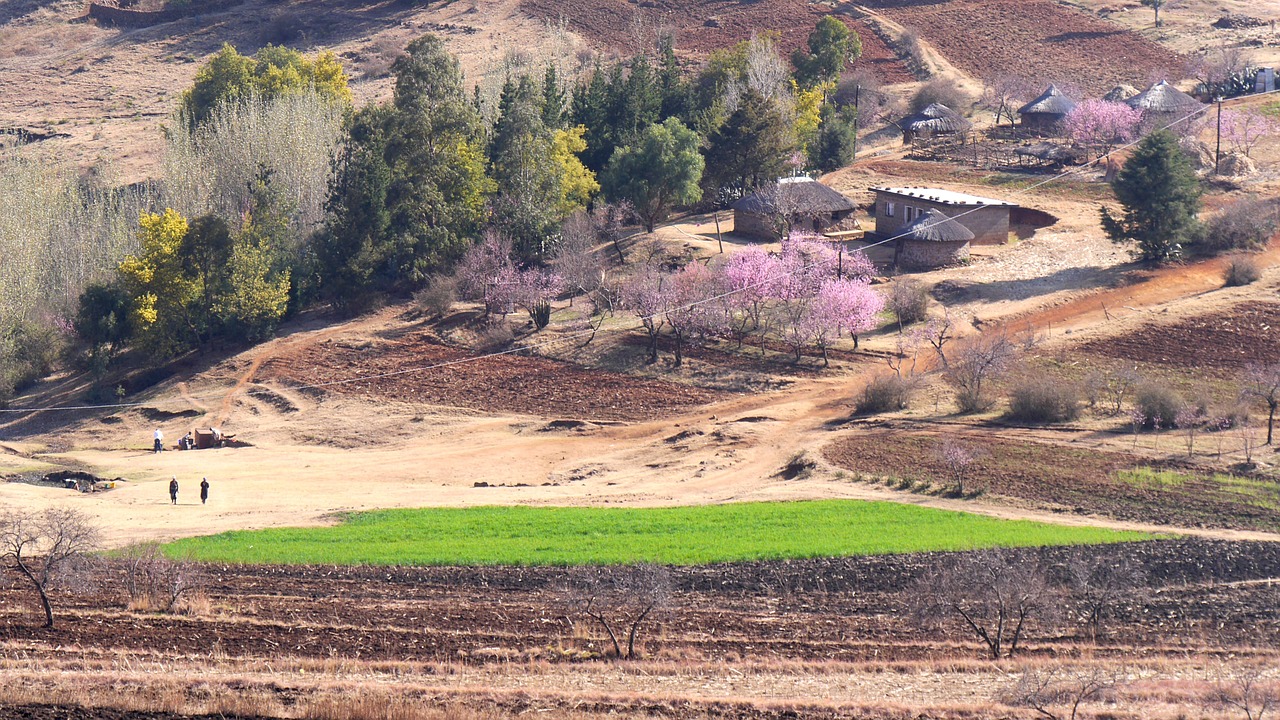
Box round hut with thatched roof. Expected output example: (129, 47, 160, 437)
(1017, 85, 1076, 134)
(1102, 84, 1140, 103)
(1126, 80, 1204, 131)
(895, 208, 975, 270)
(897, 103, 971, 143)
(731, 177, 858, 241)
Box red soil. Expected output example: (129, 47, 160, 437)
(865, 0, 1186, 94)
(1079, 301, 1280, 373)
(256, 331, 727, 422)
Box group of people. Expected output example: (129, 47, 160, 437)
(153, 427, 223, 452)
(168, 476, 211, 505)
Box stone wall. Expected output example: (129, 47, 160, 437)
(899, 239, 970, 270)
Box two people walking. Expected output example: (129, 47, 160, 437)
(168, 476, 211, 505)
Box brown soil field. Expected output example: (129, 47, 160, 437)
(256, 328, 728, 423)
(1079, 300, 1280, 374)
(865, 0, 1187, 93)
(825, 428, 1280, 531)
(517, 0, 915, 83)
(2, 540, 1279, 719)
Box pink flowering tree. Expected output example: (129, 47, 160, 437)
(455, 232, 518, 317)
(619, 266, 668, 364)
(1063, 100, 1144, 158)
(777, 232, 838, 299)
(721, 247, 782, 348)
(791, 279, 885, 366)
(1221, 109, 1279, 158)
(839, 248, 877, 283)
(513, 267, 564, 330)
(664, 262, 727, 367)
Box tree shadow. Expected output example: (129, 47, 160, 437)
(931, 263, 1136, 305)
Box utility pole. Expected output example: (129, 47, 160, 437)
(1215, 98, 1223, 176)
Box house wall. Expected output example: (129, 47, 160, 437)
(1020, 113, 1064, 134)
(873, 192, 1011, 245)
(900, 239, 970, 270)
(734, 210, 859, 240)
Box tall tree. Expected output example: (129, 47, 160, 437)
(809, 104, 858, 172)
(704, 88, 795, 194)
(792, 17, 862, 88)
(489, 75, 561, 260)
(542, 64, 567, 130)
(1100, 130, 1201, 264)
(603, 118, 704, 232)
(316, 105, 393, 310)
(1140, 0, 1166, 26)
(384, 34, 494, 286)
(181, 44, 351, 127)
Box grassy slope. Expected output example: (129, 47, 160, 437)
(164, 500, 1151, 566)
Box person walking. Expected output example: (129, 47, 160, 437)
(169, 477, 179, 505)
(200, 477, 210, 505)
(153, 428, 164, 453)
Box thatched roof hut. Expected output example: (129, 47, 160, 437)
(1017, 85, 1076, 133)
(897, 103, 971, 143)
(732, 177, 858, 240)
(1102, 84, 1140, 102)
(1126, 80, 1203, 115)
(895, 208, 974, 270)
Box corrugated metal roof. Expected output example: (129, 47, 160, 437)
(871, 186, 1017, 207)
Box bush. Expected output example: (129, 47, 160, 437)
(888, 278, 931, 328)
(1007, 377, 1082, 423)
(413, 275, 457, 318)
(1200, 196, 1280, 255)
(1134, 383, 1186, 428)
(857, 374, 915, 414)
(1224, 254, 1261, 287)
(0, 320, 64, 401)
(476, 322, 514, 352)
(910, 78, 971, 114)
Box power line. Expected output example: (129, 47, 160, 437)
(3, 88, 1275, 415)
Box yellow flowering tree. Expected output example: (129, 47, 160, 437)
(552, 126, 600, 217)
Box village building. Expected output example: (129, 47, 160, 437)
(894, 208, 974, 270)
(870, 186, 1017, 246)
(896, 103, 971, 143)
(1102, 84, 1140, 103)
(1017, 85, 1076, 133)
(1126, 80, 1204, 131)
(732, 177, 858, 240)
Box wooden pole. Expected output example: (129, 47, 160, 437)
(714, 211, 724, 253)
(1215, 99, 1223, 176)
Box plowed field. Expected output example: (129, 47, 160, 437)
(866, 0, 1185, 93)
(257, 331, 727, 422)
(518, 0, 915, 83)
(824, 430, 1280, 531)
(1080, 301, 1280, 373)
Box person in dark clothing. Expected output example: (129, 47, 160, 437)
(200, 477, 210, 505)
(169, 477, 179, 505)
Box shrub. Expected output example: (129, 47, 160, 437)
(476, 322, 514, 352)
(857, 374, 915, 414)
(1007, 376, 1082, 423)
(1223, 254, 1261, 287)
(1134, 383, 1186, 429)
(413, 275, 457, 318)
(1200, 196, 1280, 255)
(262, 12, 304, 45)
(888, 278, 931, 329)
(910, 78, 971, 114)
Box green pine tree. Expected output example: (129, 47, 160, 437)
(1100, 130, 1201, 264)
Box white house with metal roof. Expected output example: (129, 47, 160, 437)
(870, 186, 1018, 246)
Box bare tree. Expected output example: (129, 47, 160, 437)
(571, 563, 672, 659)
(1210, 666, 1280, 720)
(1242, 363, 1280, 446)
(911, 549, 1057, 659)
(553, 212, 609, 307)
(1085, 367, 1142, 416)
(919, 308, 956, 368)
(1001, 666, 1121, 720)
(983, 74, 1036, 127)
(121, 543, 206, 613)
(1063, 551, 1145, 641)
(945, 332, 1019, 413)
(0, 507, 100, 628)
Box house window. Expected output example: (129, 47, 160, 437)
(886, 201, 895, 217)
(906, 206, 914, 221)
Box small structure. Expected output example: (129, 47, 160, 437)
(871, 186, 1018, 245)
(897, 103, 972, 143)
(1017, 85, 1076, 133)
(894, 208, 975, 270)
(731, 177, 858, 241)
(1126, 80, 1204, 130)
(1102, 84, 1140, 103)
